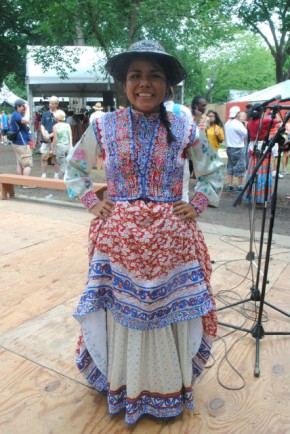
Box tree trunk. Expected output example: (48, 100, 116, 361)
(74, 20, 85, 46)
(275, 52, 285, 83)
(128, 0, 141, 44)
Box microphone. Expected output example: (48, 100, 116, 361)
(256, 94, 281, 108)
(267, 105, 290, 110)
(279, 97, 290, 103)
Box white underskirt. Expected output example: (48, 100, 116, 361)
(82, 310, 203, 397)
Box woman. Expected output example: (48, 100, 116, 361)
(244, 104, 276, 204)
(65, 40, 224, 424)
(206, 110, 224, 150)
(51, 110, 72, 179)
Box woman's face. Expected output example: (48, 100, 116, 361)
(208, 112, 216, 124)
(124, 58, 167, 113)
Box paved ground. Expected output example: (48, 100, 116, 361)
(1, 142, 290, 236)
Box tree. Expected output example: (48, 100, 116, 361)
(4, 0, 236, 103)
(202, 34, 276, 102)
(5, 0, 272, 104)
(222, 0, 290, 83)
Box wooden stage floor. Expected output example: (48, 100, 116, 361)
(1, 199, 290, 434)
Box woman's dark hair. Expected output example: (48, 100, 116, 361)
(207, 110, 223, 128)
(160, 102, 176, 144)
(251, 104, 262, 120)
(191, 95, 204, 114)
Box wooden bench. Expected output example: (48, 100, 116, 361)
(0, 174, 107, 201)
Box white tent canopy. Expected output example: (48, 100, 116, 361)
(231, 80, 290, 103)
(0, 82, 26, 106)
(26, 46, 113, 98)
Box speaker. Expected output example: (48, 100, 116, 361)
(103, 91, 114, 107)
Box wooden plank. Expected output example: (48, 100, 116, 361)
(0, 349, 114, 434)
(0, 201, 290, 433)
(0, 205, 90, 334)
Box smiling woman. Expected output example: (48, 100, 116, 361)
(124, 59, 167, 113)
(64, 40, 224, 424)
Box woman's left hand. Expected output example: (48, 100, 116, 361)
(173, 201, 199, 220)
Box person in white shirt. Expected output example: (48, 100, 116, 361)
(89, 102, 105, 169)
(89, 102, 104, 123)
(224, 106, 247, 192)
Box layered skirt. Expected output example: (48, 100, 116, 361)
(244, 143, 273, 204)
(74, 200, 217, 424)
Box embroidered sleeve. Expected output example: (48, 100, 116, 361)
(64, 122, 103, 205)
(80, 189, 100, 210)
(186, 127, 225, 209)
(190, 192, 209, 214)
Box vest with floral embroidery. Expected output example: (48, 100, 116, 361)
(98, 108, 194, 202)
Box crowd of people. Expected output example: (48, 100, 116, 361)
(1, 97, 107, 181)
(224, 103, 290, 204)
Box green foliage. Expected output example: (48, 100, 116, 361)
(1, 0, 281, 105)
(221, 0, 290, 82)
(202, 34, 276, 102)
(4, 73, 26, 99)
(30, 47, 83, 79)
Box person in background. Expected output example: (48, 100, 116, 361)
(224, 106, 247, 192)
(1, 110, 10, 144)
(190, 96, 208, 177)
(51, 110, 72, 179)
(89, 102, 104, 123)
(245, 104, 253, 121)
(244, 103, 276, 204)
(10, 99, 33, 180)
(281, 115, 290, 175)
(64, 39, 224, 424)
(270, 112, 284, 179)
(40, 96, 59, 178)
(239, 112, 247, 127)
(66, 110, 76, 126)
(191, 95, 208, 130)
(206, 110, 224, 151)
(89, 102, 105, 169)
(33, 111, 41, 146)
(164, 86, 193, 203)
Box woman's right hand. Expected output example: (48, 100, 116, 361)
(89, 199, 115, 221)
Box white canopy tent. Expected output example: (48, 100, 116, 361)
(26, 46, 116, 137)
(0, 82, 27, 106)
(230, 80, 290, 103)
(26, 46, 113, 99)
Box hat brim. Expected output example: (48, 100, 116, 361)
(105, 51, 187, 86)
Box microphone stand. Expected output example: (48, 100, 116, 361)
(218, 112, 290, 377)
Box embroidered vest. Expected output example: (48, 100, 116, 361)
(98, 108, 194, 202)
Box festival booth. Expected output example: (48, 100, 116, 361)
(26, 46, 115, 143)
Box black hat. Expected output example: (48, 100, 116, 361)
(105, 40, 187, 86)
(14, 99, 26, 108)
